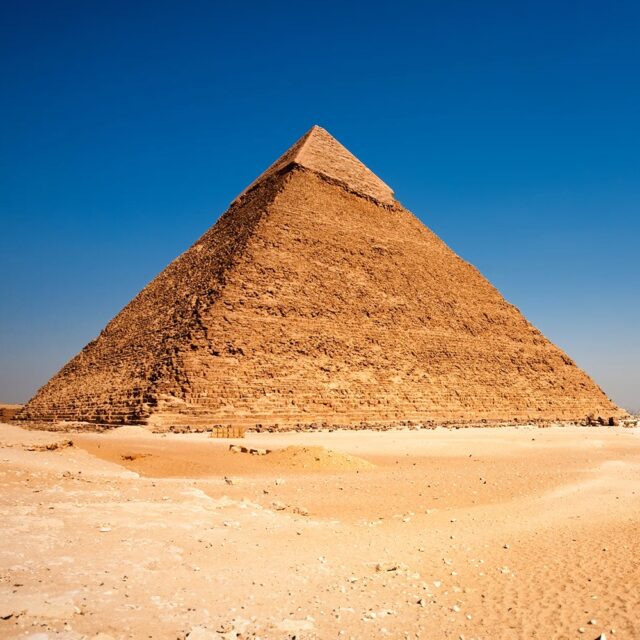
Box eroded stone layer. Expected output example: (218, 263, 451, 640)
(19, 165, 623, 429)
(234, 125, 394, 205)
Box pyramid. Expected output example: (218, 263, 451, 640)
(18, 125, 623, 430)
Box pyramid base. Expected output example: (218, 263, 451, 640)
(12, 408, 631, 434)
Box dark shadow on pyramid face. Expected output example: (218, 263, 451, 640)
(15, 127, 624, 431)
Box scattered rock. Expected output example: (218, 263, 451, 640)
(185, 626, 219, 640)
(277, 618, 314, 632)
(250, 448, 269, 455)
(24, 439, 73, 452)
(0, 605, 15, 620)
(228, 444, 270, 455)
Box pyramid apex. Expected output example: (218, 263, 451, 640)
(234, 126, 394, 205)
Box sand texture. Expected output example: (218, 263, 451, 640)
(1, 421, 639, 639)
(16, 127, 623, 429)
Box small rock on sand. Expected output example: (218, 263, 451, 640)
(277, 618, 314, 632)
(185, 627, 219, 640)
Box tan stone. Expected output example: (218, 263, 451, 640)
(234, 125, 393, 205)
(0, 403, 22, 422)
(16, 126, 624, 430)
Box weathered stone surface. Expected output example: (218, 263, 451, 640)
(16, 126, 624, 430)
(234, 125, 393, 205)
(0, 403, 22, 422)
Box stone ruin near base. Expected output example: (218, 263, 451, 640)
(16, 125, 624, 430)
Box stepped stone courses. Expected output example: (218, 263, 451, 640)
(17, 126, 624, 430)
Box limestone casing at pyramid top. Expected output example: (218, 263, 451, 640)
(233, 125, 395, 205)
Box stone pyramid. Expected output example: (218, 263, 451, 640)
(18, 125, 623, 430)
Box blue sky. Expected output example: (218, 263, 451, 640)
(1, 1, 638, 410)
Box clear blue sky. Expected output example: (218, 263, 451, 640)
(1, 1, 638, 411)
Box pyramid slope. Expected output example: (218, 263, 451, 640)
(18, 129, 623, 429)
(19, 176, 284, 425)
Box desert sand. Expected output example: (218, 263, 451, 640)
(1, 422, 638, 639)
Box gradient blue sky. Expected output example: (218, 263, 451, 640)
(1, 1, 638, 410)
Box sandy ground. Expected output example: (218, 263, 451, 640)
(0, 423, 639, 639)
